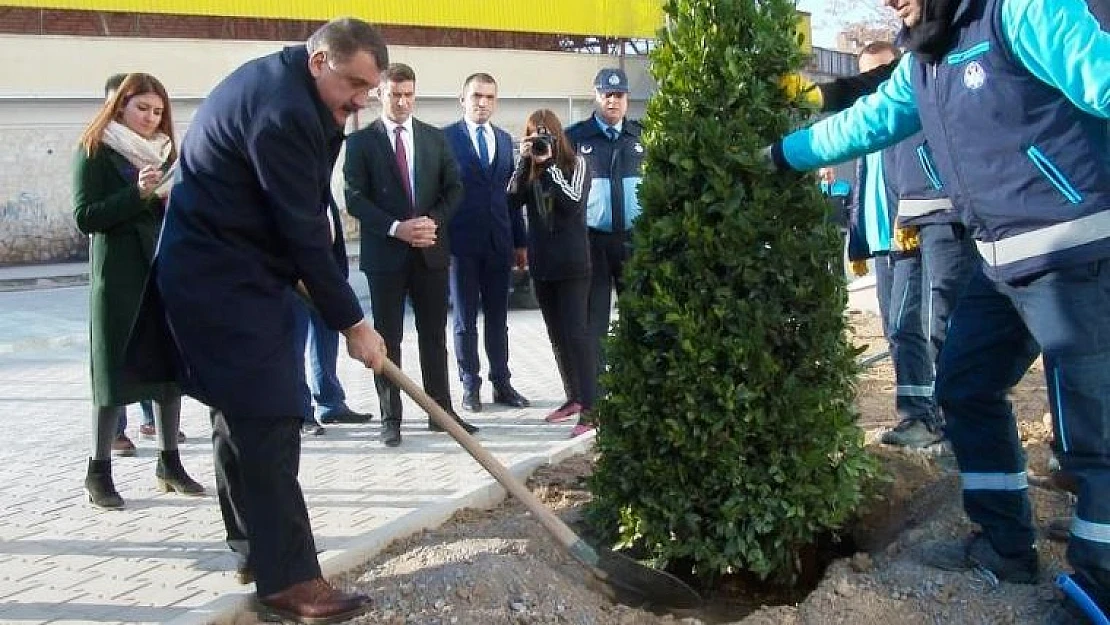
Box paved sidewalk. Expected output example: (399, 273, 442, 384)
(0, 260, 880, 625)
(0, 268, 592, 625)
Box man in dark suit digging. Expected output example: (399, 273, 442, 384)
(136, 18, 389, 624)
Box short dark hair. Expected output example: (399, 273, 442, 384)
(859, 40, 900, 58)
(382, 62, 415, 83)
(462, 72, 497, 91)
(307, 17, 389, 69)
(103, 73, 128, 98)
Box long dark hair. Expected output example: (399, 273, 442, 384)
(78, 72, 176, 162)
(524, 109, 576, 181)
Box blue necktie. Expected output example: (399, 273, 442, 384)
(606, 127, 619, 141)
(476, 125, 490, 168)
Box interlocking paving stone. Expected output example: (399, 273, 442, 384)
(0, 281, 595, 624)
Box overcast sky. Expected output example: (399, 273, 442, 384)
(797, 0, 891, 48)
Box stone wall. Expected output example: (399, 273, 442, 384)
(0, 127, 87, 265)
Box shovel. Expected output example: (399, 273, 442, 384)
(381, 359, 703, 610)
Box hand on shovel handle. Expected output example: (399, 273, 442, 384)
(343, 320, 387, 372)
(295, 280, 387, 372)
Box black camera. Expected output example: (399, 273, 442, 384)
(531, 125, 556, 158)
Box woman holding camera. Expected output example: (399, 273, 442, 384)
(73, 72, 203, 509)
(508, 109, 597, 437)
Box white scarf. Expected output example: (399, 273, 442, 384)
(102, 120, 172, 169)
(102, 121, 176, 197)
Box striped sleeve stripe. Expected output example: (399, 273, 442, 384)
(960, 472, 1028, 491)
(1071, 518, 1110, 544)
(507, 168, 523, 192)
(549, 157, 586, 202)
(896, 384, 935, 397)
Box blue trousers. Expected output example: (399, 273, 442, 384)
(877, 252, 936, 425)
(918, 223, 977, 369)
(449, 251, 512, 392)
(587, 230, 630, 379)
(936, 259, 1110, 583)
(292, 301, 347, 422)
(117, 400, 155, 435)
(874, 252, 894, 340)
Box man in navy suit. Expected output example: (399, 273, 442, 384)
(443, 73, 530, 413)
(344, 62, 477, 447)
(143, 18, 387, 623)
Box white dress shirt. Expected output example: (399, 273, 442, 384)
(381, 115, 415, 237)
(464, 118, 496, 165)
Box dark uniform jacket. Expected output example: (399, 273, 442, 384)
(565, 116, 644, 233)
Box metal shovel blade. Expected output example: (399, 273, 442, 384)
(588, 544, 703, 609)
(381, 359, 703, 610)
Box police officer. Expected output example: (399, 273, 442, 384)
(767, 0, 1110, 614)
(566, 68, 645, 381)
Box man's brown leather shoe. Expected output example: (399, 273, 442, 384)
(258, 578, 370, 624)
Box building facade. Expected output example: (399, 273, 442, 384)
(0, 6, 853, 265)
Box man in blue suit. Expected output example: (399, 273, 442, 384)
(135, 18, 388, 624)
(443, 73, 530, 413)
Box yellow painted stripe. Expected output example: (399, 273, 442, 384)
(797, 12, 812, 54)
(5, 0, 663, 37)
(8, 0, 811, 47)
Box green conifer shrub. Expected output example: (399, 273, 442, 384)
(585, 0, 879, 583)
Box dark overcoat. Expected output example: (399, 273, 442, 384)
(131, 46, 363, 419)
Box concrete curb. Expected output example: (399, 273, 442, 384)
(165, 433, 596, 625)
(0, 334, 87, 354)
(0, 274, 90, 292)
(847, 275, 876, 292)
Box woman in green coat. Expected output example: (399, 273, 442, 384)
(73, 73, 203, 509)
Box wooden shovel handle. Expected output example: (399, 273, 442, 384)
(381, 359, 588, 554)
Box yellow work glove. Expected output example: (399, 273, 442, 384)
(779, 73, 823, 109)
(894, 226, 920, 252)
(850, 260, 869, 277)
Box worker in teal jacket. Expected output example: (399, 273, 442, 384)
(767, 0, 1110, 617)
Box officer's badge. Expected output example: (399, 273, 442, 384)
(580, 145, 593, 154)
(963, 61, 986, 90)
(633, 143, 644, 153)
(608, 74, 621, 87)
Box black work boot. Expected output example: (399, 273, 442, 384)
(920, 531, 1039, 584)
(84, 458, 124, 509)
(155, 450, 205, 495)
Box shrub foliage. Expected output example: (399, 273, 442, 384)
(585, 0, 878, 583)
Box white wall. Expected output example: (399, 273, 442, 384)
(0, 35, 649, 264)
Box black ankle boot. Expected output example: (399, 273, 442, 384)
(155, 450, 205, 496)
(84, 458, 124, 509)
